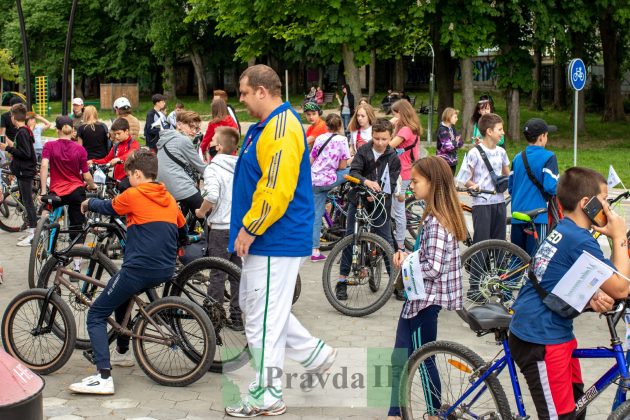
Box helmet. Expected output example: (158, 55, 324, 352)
(113, 97, 131, 110)
(303, 102, 322, 116)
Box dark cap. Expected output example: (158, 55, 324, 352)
(55, 116, 74, 130)
(151, 93, 167, 104)
(523, 118, 557, 140)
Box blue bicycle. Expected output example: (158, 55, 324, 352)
(401, 301, 630, 419)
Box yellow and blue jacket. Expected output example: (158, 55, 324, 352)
(229, 101, 313, 257)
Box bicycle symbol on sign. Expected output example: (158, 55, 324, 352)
(573, 67, 585, 82)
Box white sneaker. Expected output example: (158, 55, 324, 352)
(111, 349, 134, 367)
(16, 235, 34, 247)
(68, 373, 114, 395)
(305, 347, 337, 374)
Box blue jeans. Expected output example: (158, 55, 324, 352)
(511, 222, 548, 256)
(86, 267, 171, 370)
(312, 168, 350, 249)
(341, 113, 351, 132)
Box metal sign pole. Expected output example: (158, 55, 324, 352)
(573, 90, 578, 166)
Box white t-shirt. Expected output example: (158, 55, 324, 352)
(372, 149, 383, 161)
(349, 126, 372, 152)
(466, 144, 509, 206)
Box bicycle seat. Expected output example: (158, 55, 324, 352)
(465, 303, 512, 332)
(512, 208, 546, 223)
(41, 194, 62, 205)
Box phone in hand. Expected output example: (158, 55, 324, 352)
(583, 196, 607, 227)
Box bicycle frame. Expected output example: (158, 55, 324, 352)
(443, 308, 630, 419)
(35, 266, 173, 346)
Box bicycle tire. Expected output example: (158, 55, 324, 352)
(28, 216, 52, 288)
(37, 246, 119, 350)
(2, 288, 77, 375)
(320, 208, 347, 252)
(0, 185, 29, 232)
(322, 232, 396, 317)
(608, 401, 630, 420)
(132, 296, 215, 387)
(169, 257, 250, 373)
(404, 198, 425, 251)
(457, 239, 530, 324)
(401, 340, 511, 420)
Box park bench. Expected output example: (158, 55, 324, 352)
(323, 93, 335, 106)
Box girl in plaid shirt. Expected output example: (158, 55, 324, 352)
(387, 156, 467, 420)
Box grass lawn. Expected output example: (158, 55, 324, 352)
(36, 91, 630, 186)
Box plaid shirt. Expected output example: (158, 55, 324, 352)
(402, 215, 463, 318)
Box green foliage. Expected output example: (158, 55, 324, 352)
(0, 48, 19, 81)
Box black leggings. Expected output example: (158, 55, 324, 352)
(53, 187, 86, 240)
(17, 177, 37, 228)
(177, 191, 203, 233)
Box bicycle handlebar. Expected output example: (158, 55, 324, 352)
(457, 186, 496, 196)
(608, 191, 629, 206)
(344, 175, 362, 185)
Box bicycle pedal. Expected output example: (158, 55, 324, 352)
(82, 350, 96, 365)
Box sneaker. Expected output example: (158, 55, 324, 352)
(335, 282, 347, 301)
(111, 349, 134, 367)
(310, 254, 327, 263)
(225, 399, 286, 417)
(16, 236, 33, 247)
(305, 347, 337, 374)
(68, 373, 114, 395)
(229, 316, 245, 332)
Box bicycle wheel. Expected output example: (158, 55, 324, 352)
(322, 232, 396, 317)
(37, 246, 119, 350)
(28, 212, 73, 288)
(0, 185, 28, 232)
(320, 205, 347, 252)
(608, 401, 630, 420)
(404, 198, 425, 251)
(458, 239, 530, 324)
(2, 288, 77, 375)
(401, 341, 511, 420)
(132, 296, 215, 386)
(169, 257, 249, 373)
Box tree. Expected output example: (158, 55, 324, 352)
(0, 49, 19, 82)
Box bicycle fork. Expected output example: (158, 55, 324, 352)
(33, 287, 60, 336)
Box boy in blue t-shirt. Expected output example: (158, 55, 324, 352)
(508, 118, 559, 255)
(509, 167, 630, 420)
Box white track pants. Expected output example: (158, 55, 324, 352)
(240, 255, 333, 408)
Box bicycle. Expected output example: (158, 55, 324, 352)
(0, 166, 40, 232)
(2, 246, 216, 387)
(459, 190, 630, 320)
(319, 182, 350, 251)
(400, 300, 630, 419)
(321, 175, 396, 317)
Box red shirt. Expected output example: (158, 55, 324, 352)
(93, 136, 139, 181)
(306, 118, 327, 140)
(42, 139, 88, 196)
(201, 115, 238, 155)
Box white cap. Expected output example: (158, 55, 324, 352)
(72, 98, 84, 106)
(113, 97, 131, 109)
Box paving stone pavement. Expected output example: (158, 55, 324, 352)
(0, 212, 627, 419)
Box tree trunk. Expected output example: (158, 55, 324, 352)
(553, 42, 567, 110)
(369, 49, 376, 103)
(74, 79, 84, 100)
(460, 58, 475, 144)
(530, 45, 542, 111)
(190, 47, 207, 102)
(599, 8, 625, 121)
(341, 43, 361, 107)
(432, 28, 456, 119)
(506, 87, 520, 141)
(394, 57, 404, 92)
(318, 66, 324, 89)
(247, 57, 256, 67)
(163, 56, 176, 100)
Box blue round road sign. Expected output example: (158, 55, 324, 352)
(568, 58, 587, 91)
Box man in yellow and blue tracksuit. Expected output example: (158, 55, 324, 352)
(227, 65, 336, 417)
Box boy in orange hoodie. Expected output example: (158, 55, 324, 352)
(69, 149, 187, 395)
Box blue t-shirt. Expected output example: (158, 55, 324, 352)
(509, 218, 615, 345)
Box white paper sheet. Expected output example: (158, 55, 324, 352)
(401, 250, 426, 301)
(550, 251, 614, 312)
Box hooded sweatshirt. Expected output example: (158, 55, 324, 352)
(7, 125, 37, 178)
(202, 153, 237, 229)
(88, 182, 186, 278)
(156, 129, 207, 201)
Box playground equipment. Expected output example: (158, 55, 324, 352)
(35, 76, 49, 116)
